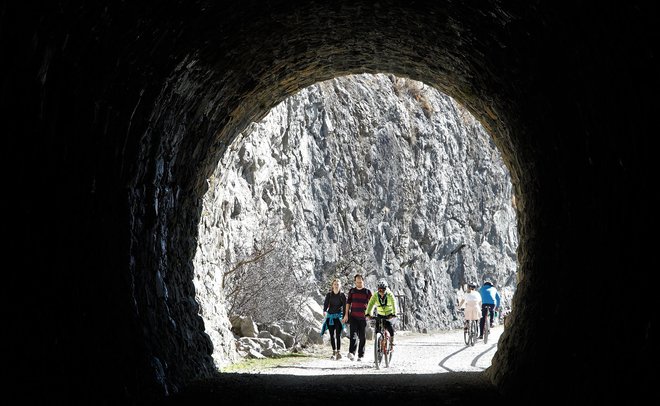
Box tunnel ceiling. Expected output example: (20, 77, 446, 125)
(5, 1, 655, 404)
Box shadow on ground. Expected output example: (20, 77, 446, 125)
(159, 372, 506, 405)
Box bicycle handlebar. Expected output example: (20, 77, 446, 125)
(367, 314, 397, 319)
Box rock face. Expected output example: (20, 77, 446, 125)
(194, 73, 518, 365)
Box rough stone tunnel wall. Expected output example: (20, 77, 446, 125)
(4, 1, 655, 404)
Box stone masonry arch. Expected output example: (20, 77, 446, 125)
(5, 1, 653, 404)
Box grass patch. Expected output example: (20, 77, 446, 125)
(220, 353, 319, 373)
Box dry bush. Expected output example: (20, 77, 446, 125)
(223, 226, 318, 339)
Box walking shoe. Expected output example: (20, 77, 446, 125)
(347, 352, 355, 361)
(357, 357, 363, 362)
(336, 352, 342, 360)
(331, 351, 337, 360)
(478, 335, 483, 339)
(490, 323, 495, 328)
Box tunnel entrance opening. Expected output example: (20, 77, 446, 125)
(7, 2, 655, 404)
(192, 72, 518, 377)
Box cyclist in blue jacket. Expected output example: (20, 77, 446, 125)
(478, 280, 501, 338)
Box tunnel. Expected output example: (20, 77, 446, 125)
(4, 1, 655, 404)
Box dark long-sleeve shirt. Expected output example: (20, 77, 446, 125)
(323, 291, 347, 315)
(346, 287, 372, 320)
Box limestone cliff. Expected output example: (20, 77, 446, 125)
(194, 73, 518, 365)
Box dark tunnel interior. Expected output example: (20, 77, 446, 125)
(4, 1, 655, 404)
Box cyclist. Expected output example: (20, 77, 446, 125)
(365, 279, 397, 348)
(478, 280, 501, 339)
(458, 282, 482, 334)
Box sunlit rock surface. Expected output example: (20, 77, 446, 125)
(195, 74, 517, 365)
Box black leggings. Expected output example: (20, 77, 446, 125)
(382, 319, 394, 338)
(480, 303, 495, 335)
(349, 318, 367, 357)
(376, 317, 394, 338)
(328, 322, 342, 351)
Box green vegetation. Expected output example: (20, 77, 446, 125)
(219, 353, 318, 373)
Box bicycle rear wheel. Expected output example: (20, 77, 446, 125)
(386, 336, 393, 366)
(483, 319, 490, 344)
(383, 333, 390, 368)
(463, 322, 470, 345)
(467, 320, 479, 346)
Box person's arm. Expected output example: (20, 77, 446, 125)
(495, 292, 501, 310)
(458, 298, 465, 308)
(323, 293, 329, 314)
(390, 292, 396, 316)
(341, 293, 347, 316)
(365, 293, 376, 317)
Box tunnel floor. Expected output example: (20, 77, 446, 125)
(159, 372, 504, 405)
(160, 327, 508, 404)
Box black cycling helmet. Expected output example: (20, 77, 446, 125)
(484, 280, 493, 286)
(377, 279, 388, 290)
(467, 282, 477, 289)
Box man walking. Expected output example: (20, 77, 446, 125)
(344, 274, 372, 361)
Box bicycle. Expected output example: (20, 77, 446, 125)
(370, 314, 395, 369)
(458, 309, 479, 346)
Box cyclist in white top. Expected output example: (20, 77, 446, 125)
(458, 282, 482, 332)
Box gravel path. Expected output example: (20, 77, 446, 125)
(252, 325, 503, 375)
(162, 327, 506, 405)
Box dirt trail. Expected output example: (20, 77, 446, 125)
(162, 327, 506, 405)
(251, 325, 503, 375)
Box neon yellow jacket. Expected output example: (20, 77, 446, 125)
(366, 289, 396, 316)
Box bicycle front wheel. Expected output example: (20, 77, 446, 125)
(374, 333, 382, 369)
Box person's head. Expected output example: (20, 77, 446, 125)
(467, 282, 477, 291)
(354, 274, 364, 289)
(377, 279, 388, 295)
(331, 278, 341, 293)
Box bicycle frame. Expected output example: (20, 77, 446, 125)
(372, 315, 393, 369)
(464, 319, 479, 346)
(459, 309, 479, 346)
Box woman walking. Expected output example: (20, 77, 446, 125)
(321, 278, 347, 360)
